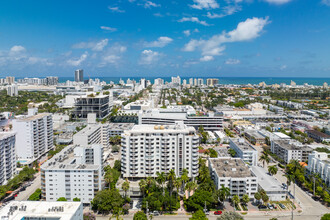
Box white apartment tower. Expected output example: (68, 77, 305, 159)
(12, 113, 53, 163)
(74, 69, 84, 82)
(0, 132, 16, 185)
(41, 144, 104, 203)
(121, 122, 199, 178)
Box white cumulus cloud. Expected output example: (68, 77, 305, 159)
(73, 39, 109, 51)
(178, 17, 211, 26)
(139, 50, 161, 65)
(190, 0, 219, 10)
(225, 58, 240, 64)
(144, 37, 173, 48)
(183, 30, 191, 36)
(183, 17, 270, 60)
(263, 0, 292, 4)
(108, 6, 125, 13)
(100, 26, 117, 32)
(200, 56, 214, 62)
(207, 5, 242, 19)
(67, 52, 88, 66)
(9, 45, 26, 56)
(144, 1, 160, 8)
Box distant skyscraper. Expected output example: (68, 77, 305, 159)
(6, 76, 15, 85)
(189, 78, 193, 85)
(206, 78, 219, 86)
(7, 84, 18, 96)
(74, 69, 84, 82)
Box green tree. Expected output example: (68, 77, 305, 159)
(321, 213, 330, 220)
(228, 149, 236, 157)
(232, 195, 240, 208)
(122, 179, 130, 198)
(268, 165, 278, 176)
(113, 160, 121, 172)
(28, 188, 41, 201)
(156, 172, 166, 195)
(57, 197, 67, 201)
(185, 189, 216, 212)
(217, 185, 230, 205)
(133, 211, 147, 220)
(181, 168, 189, 193)
(261, 194, 269, 204)
(241, 194, 250, 205)
(216, 211, 243, 220)
(254, 192, 261, 203)
(73, 197, 81, 202)
(139, 179, 147, 198)
(190, 210, 208, 220)
(259, 151, 270, 168)
(185, 181, 198, 198)
(91, 189, 124, 214)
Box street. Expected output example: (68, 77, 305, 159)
(15, 173, 41, 201)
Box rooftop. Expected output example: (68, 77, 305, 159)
(125, 122, 196, 135)
(0, 201, 82, 220)
(251, 166, 286, 193)
(15, 113, 51, 122)
(41, 145, 100, 170)
(209, 158, 254, 178)
(0, 132, 16, 140)
(109, 123, 135, 130)
(307, 130, 330, 138)
(230, 138, 257, 152)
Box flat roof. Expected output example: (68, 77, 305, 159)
(15, 113, 51, 122)
(230, 138, 257, 152)
(209, 158, 254, 178)
(74, 124, 101, 137)
(109, 123, 135, 130)
(126, 123, 196, 134)
(41, 145, 100, 170)
(0, 201, 82, 220)
(0, 132, 16, 140)
(251, 166, 286, 193)
(273, 132, 291, 139)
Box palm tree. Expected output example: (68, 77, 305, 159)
(259, 152, 270, 168)
(254, 192, 261, 204)
(185, 181, 198, 198)
(268, 165, 278, 176)
(241, 194, 250, 205)
(174, 177, 182, 195)
(232, 195, 240, 209)
(217, 185, 230, 205)
(146, 176, 154, 195)
(167, 169, 176, 212)
(156, 172, 166, 195)
(122, 179, 130, 198)
(181, 169, 189, 193)
(139, 179, 147, 198)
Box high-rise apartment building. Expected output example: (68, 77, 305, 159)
(121, 122, 199, 178)
(41, 144, 104, 203)
(7, 84, 18, 96)
(0, 132, 16, 185)
(206, 78, 219, 86)
(5, 76, 15, 85)
(74, 69, 84, 82)
(12, 113, 53, 164)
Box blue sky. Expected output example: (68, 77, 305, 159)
(0, 0, 330, 77)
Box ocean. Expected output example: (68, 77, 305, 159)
(57, 77, 330, 86)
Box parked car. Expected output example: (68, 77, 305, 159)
(267, 203, 273, 210)
(204, 211, 210, 215)
(279, 203, 286, 209)
(258, 205, 267, 209)
(153, 211, 160, 216)
(214, 211, 222, 215)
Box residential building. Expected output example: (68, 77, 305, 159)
(306, 130, 330, 143)
(12, 113, 53, 164)
(307, 151, 330, 186)
(46, 76, 59, 85)
(251, 166, 287, 201)
(7, 84, 18, 96)
(229, 138, 258, 166)
(244, 130, 266, 145)
(0, 132, 16, 185)
(72, 94, 111, 119)
(121, 122, 199, 178)
(108, 123, 135, 137)
(0, 201, 83, 220)
(206, 78, 219, 86)
(271, 139, 313, 164)
(269, 104, 284, 115)
(140, 107, 223, 131)
(208, 158, 258, 198)
(41, 144, 104, 203)
(73, 123, 110, 148)
(74, 69, 84, 82)
(5, 76, 15, 85)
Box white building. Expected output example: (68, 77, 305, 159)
(0, 132, 16, 185)
(271, 139, 312, 164)
(229, 138, 258, 166)
(209, 158, 258, 198)
(41, 144, 104, 203)
(251, 166, 287, 201)
(307, 151, 330, 186)
(0, 201, 83, 220)
(121, 122, 199, 178)
(7, 84, 18, 96)
(12, 113, 53, 164)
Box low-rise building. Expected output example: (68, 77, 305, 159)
(209, 158, 258, 198)
(0, 201, 83, 220)
(251, 166, 287, 201)
(41, 144, 104, 204)
(307, 151, 330, 186)
(271, 140, 313, 164)
(108, 123, 135, 137)
(306, 130, 330, 143)
(244, 130, 266, 145)
(229, 138, 258, 166)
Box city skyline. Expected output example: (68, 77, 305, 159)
(1, 0, 330, 77)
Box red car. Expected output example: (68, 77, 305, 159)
(214, 211, 222, 215)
